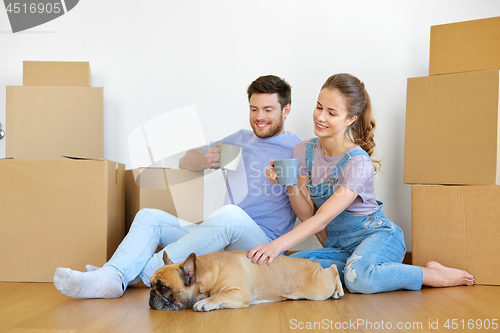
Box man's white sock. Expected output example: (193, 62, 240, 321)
(53, 266, 124, 299)
(85, 264, 99, 272)
(86, 265, 141, 286)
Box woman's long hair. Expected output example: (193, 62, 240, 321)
(322, 73, 381, 173)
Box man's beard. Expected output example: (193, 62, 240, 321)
(251, 116, 284, 138)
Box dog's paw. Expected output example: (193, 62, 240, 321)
(193, 299, 222, 312)
(330, 282, 344, 300)
(331, 289, 344, 300)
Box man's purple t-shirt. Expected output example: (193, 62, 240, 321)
(293, 139, 379, 216)
(205, 129, 303, 240)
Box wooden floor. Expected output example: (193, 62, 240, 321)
(1, 282, 499, 333)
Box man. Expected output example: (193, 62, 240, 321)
(53, 75, 302, 299)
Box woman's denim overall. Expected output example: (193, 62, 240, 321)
(290, 138, 422, 293)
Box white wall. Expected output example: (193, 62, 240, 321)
(1, 1, 499, 251)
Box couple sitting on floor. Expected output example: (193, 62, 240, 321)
(53, 74, 474, 299)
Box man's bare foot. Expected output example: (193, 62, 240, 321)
(421, 261, 475, 288)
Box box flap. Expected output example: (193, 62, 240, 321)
(63, 155, 104, 161)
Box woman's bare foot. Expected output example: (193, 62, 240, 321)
(421, 261, 475, 288)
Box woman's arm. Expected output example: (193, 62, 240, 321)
(266, 160, 327, 246)
(287, 175, 328, 246)
(248, 185, 359, 265)
(315, 228, 328, 247)
(286, 175, 315, 222)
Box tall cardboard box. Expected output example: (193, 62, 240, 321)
(23, 61, 91, 87)
(412, 185, 500, 286)
(404, 69, 500, 185)
(429, 16, 500, 76)
(6, 86, 103, 160)
(0, 159, 125, 282)
(126, 168, 203, 232)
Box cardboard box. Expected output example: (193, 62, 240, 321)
(23, 61, 91, 87)
(404, 69, 500, 185)
(0, 158, 125, 282)
(412, 185, 500, 286)
(126, 168, 203, 232)
(429, 16, 500, 76)
(6, 86, 103, 160)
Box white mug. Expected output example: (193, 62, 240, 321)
(220, 144, 243, 171)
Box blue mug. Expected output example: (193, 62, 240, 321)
(274, 158, 299, 186)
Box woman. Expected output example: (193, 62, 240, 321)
(247, 73, 474, 294)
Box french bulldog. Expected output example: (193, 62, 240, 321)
(149, 250, 343, 311)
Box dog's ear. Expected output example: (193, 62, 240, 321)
(163, 252, 174, 266)
(180, 253, 197, 286)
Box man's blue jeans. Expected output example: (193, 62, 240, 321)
(104, 205, 271, 287)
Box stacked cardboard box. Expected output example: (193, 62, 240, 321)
(404, 17, 500, 285)
(1, 61, 206, 282)
(7, 61, 102, 160)
(0, 61, 125, 282)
